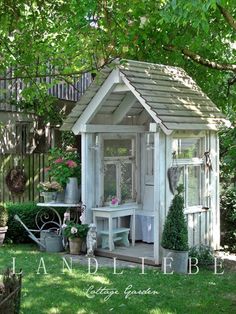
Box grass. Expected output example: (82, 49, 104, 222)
(0, 244, 236, 314)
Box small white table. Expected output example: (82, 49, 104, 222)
(92, 204, 138, 251)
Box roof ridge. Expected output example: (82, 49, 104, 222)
(118, 58, 184, 71)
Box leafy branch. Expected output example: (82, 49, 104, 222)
(217, 3, 236, 30)
(163, 2, 236, 93)
(164, 45, 236, 72)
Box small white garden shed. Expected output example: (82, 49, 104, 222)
(61, 59, 228, 264)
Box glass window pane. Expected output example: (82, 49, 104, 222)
(104, 164, 117, 202)
(173, 138, 201, 158)
(121, 163, 133, 201)
(188, 166, 201, 206)
(104, 139, 132, 157)
(179, 168, 185, 207)
(178, 167, 185, 186)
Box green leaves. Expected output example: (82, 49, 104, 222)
(161, 185, 188, 251)
(220, 188, 236, 251)
(0, 205, 8, 227)
(0, 0, 235, 127)
(220, 126, 236, 188)
(47, 148, 81, 187)
(63, 221, 89, 239)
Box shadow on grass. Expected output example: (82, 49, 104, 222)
(0, 244, 236, 314)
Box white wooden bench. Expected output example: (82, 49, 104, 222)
(100, 228, 130, 250)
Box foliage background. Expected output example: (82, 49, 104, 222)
(0, 1, 235, 112)
(0, 0, 236, 250)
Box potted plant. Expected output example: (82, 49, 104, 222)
(63, 221, 89, 254)
(161, 185, 189, 274)
(38, 181, 63, 203)
(0, 205, 8, 245)
(46, 148, 81, 204)
(110, 196, 119, 207)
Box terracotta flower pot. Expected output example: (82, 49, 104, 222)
(69, 237, 83, 255)
(0, 226, 8, 245)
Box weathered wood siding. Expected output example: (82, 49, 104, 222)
(0, 153, 48, 203)
(159, 130, 218, 249)
(186, 211, 211, 247)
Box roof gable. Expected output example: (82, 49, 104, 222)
(61, 59, 229, 133)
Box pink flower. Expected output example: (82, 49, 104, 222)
(44, 167, 51, 172)
(55, 158, 63, 163)
(111, 197, 119, 205)
(64, 212, 70, 219)
(66, 160, 77, 168)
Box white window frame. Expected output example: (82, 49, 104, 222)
(102, 134, 137, 205)
(177, 158, 204, 212)
(172, 134, 207, 214)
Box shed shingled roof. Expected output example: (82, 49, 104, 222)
(61, 59, 228, 132)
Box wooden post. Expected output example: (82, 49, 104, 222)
(210, 131, 220, 249)
(153, 129, 160, 264)
(95, 133, 103, 207)
(136, 133, 141, 203)
(81, 133, 95, 224)
(165, 135, 173, 218)
(215, 135, 220, 249)
(159, 132, 167, 241)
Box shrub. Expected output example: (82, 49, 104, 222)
(161, 185, 188, 251)
(46, 148, 81, 187)
(63, 221, 89, 239)
(0, 205, 8, 227)
(5, 202, 65, 243)
(189, 245, 215, 265)
(220, 188, 236, 252)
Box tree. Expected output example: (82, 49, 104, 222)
(158, 1, 236, 118)
(1, 0, 236, 251)
(0, 0, 235, 118)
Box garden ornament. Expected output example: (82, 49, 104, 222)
(86, 223, 97, 257)
(204, 151, 213, 171)
(167, 152, 182, 195)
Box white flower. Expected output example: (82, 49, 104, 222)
(71, 227, 78, 234)
(62, 224, 67, 229)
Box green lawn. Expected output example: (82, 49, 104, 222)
(0, 244, 236, 314)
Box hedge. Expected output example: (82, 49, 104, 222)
(5, 202, 65, 243)
(220, 188, 236, 252)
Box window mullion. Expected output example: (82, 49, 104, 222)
(199, 165, 202, 206)
(117, 162, 121, 201)
(185, 165, 189, 208)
